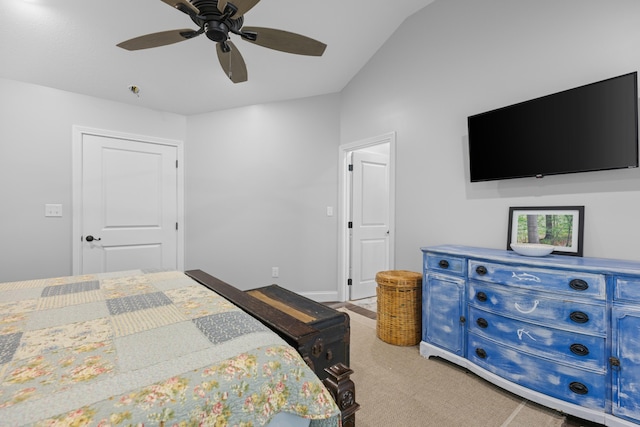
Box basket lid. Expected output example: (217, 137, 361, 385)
(375, 270, 422, 287)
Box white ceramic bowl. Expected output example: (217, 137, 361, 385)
(510, 243, 555, 257)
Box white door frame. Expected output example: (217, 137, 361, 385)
(71, 126, 185, 275)
(337, 131, 396, 302)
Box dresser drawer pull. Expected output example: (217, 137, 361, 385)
(475, 348, 487, 359)
(570, 311, 589, 324)
(569, 343, 590, 356)
(569, 279, 589, 291)
(476, 318, 489, 328)
(476, 291, 488, 302)
(476, 265, 487, 275)
(569, 382, 589, 395)
(438, 259, 449, 269)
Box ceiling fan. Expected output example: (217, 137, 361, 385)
(116, 0, 327, 83)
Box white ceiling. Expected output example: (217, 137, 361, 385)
(0, 0, 435, 115)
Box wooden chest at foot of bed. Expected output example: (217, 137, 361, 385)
(185, 271, 357, 427)
(184, 270, 349, 381)
(246, 284, 350, 381)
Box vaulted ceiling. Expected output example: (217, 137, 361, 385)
(0, 0, 435, 115)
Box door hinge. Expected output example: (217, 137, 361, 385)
(610, 356, 621, 367)
(176, 160, 178, 168)
(176, 222, 179, 230)
(348, 164, 353, 172)
(348, 221, 353, 229)
(347, 278, 352, 286)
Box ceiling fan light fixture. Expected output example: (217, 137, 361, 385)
(205, 20, 229, 42)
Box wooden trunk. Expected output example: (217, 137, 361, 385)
(185, 270, 358, 426)
(246, 284, 350, 381)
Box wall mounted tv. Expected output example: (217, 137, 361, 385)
(467, 72, 639, 182)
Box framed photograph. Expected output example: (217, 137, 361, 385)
(507, 206, 584, 257)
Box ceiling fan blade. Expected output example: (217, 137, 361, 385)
(117, 29, 198, 51)
(217, 0, 227, 13)
(161, 0, 200, 14)
(229, 0, 261, 17)
(216, 41, 248, 83)
(241, 27, 326, 56)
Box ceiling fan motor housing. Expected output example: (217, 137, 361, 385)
(205, 21, 229, 42)
(191, 0, 244, 42)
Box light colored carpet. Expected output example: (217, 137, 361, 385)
(349, 296, 377, 312)
(342, 307, 571, 427)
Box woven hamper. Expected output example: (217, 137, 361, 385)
(375, 270, 422, 346)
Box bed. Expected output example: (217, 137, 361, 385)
(0, 269, 343, 426)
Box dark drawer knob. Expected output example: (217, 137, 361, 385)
(438, 259, 449, 269)
(569, 382, 589, 395)
(476, 266, 487, 275)
(569, 279, 589, 291)
(476, 318, 489, 328)
(476, 291, 488, 302)
(570, 343, 590, 356)
(475, 348, 487, 359)
(570, 311, 589, 324)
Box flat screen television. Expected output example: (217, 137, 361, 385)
(467, 72, 639, 182)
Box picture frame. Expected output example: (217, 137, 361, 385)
(507, 206, 584, 257)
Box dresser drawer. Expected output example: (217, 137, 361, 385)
(468, 260, 605, 299)
(468, 332, 606, 410)
(425, 253, 466, 276)
(467, 306, 606, 371)
(614, 276, 640, 302)
(468, 282, 606, 335)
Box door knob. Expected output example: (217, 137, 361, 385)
(85, 235, 101, 242)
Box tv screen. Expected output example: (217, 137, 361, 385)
(468, 72, 639, 182)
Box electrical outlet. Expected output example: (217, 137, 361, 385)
(272, 267, 279, 278)
(45, 204, 62, 217)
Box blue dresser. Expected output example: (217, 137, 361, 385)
(421, 245, 640, 427)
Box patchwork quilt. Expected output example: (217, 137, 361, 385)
(0, 270, 341, 426)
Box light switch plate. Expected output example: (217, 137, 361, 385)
(45, 204, 62, 217)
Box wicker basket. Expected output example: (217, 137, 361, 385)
(375, 270, 422, 346)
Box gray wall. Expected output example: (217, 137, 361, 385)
(340, 0, 640, 269)
(185, 94, 341, 297)
(0, 79, 186, 282)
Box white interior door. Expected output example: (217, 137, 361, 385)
(349, 150, 390, 300)
(79, 133, 179, 274)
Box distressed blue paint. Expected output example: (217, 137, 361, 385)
(425, 253, 466, 276)
(468, 332, 606, 409)
(423, 273, 465, 355)
(468, 260, 606, 299)
(612, 307, 640, 424)
(468, 306, 606, 371)
(421, 245, 640, 426)
(468, 281, 607, 335)
(615, 277, 640, 301)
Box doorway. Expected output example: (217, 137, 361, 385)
(72, 126, 184, 275)
(338, 132, 395, 302)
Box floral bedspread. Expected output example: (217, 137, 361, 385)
(0, 270, 341, 426)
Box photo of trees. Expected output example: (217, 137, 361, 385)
(516, 213, 574, 248)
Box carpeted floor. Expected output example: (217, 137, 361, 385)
(338, 305, 604, 427)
